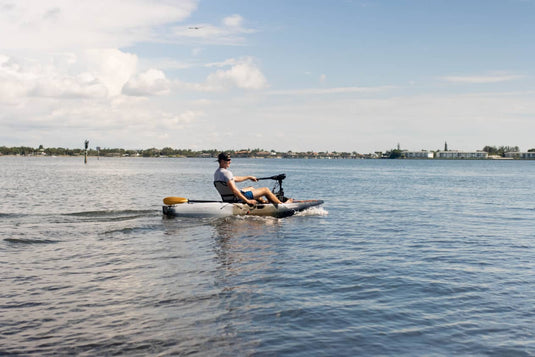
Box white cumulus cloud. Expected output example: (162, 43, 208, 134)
(0, 0, 198, 50)
(83, 49, 138, 97)
(205, 57, 267, 90)
(0, 49, 139, 102)
(123, 69, 171, 96)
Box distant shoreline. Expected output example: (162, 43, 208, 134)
(2, 145, 534, 160)
(1, 153, 532, 160)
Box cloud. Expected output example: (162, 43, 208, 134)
(0, 53, 105, 103)
(203, 57, 267, 90)
(158, 110, 203, 130)
(0, 49, 138, 102)
(0, 1, 267, 148)
(440, 73, 524, 84)
(223, 14, 244, 28)
(217, 90, 535, 152)
(0, 55, 33, 103)
(31, 72, 108, 99)
(0, 0, 198, 50)
(83, 49, 138, 97)
(0, 87, 203, 147)
(123, 69, 171, 96)
(165, 57, 268, 92)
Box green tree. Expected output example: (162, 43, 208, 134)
(160, 147, 176, 156)
(483, 146, 498, 155)
(388, 149, 403, 159)
(484, 145, 519, 157)
(498, 146, 519, 156)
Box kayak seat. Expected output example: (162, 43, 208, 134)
(214, 181, 240, 203)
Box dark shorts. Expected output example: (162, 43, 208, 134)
(241, 190, 254, 199)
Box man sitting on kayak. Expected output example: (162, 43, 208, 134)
(214, 152, 291, 205)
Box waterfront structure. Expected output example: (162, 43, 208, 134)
(404, 151, 434, 159)
(435, 150, 488, 159)
(505, 152, 535, 159)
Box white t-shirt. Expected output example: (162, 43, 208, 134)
(214, 167, 233, 182)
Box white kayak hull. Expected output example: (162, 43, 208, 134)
(162, 200, 324, 218)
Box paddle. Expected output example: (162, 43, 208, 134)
(163, 197, 188, 205)
(163, 196, 265, 209)
(163, 197, 228, 205)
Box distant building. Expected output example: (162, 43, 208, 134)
(435, 150, 488, 159)
(505, 152, 535, 159)
(234, 150, 251, 158)
(404, 150, 434, 159)
(254, 151, 272, 158)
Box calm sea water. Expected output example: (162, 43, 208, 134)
(1, 156, 534, 356)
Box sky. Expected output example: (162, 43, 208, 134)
(1, 0, 534, 153)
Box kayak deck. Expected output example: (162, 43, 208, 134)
(162, 200, 324, 218)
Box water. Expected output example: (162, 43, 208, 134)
(1, 156, 534, 356)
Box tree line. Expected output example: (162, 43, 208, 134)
(0, 145, 219, 157)
(2, 145, 534, 158)
(0, 146, 357, 158)
(481, 146, 533, 156)
(0, 146, 278, 158)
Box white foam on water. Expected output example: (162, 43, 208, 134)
(295, 206, 328, 216)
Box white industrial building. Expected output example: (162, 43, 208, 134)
(435, 151, 488, 159)
(404, 151, 434, 159)
(504, 152, 535, 159)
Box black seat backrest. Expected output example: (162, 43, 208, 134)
(214, 181, 238, 202)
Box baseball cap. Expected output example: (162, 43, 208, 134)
(217, 152, 231, 161)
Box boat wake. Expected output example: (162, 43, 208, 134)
(295, 206, 329, 216)
(2, 209, 161, 244)
(63, 209, 157, 222)
(4, 237, 60, 244)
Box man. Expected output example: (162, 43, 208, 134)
(214, 152, 289, 205)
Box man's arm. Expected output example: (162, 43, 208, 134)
(227, 179, 256, 205)
(234, 175, 258, 183)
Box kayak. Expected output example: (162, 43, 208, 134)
(163, 173, 323, 218)
(162, 199, 324, 218)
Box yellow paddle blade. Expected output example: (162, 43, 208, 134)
(163, 197, 188, 205)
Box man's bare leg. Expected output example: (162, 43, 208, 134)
(250, 187, 283, 204)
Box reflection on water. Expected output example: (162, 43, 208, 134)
(160, 216, 288, 355)
(211, 217, 285, 355)
(213, 217, 283, 274)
